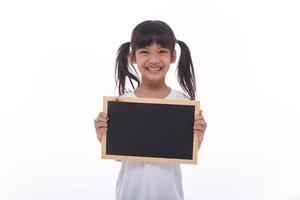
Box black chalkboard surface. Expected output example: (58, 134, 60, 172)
(101, 96, 200, 164)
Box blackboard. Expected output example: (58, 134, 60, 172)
(101, 96, 200, 164)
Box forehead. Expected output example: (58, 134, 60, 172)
(138, 43, 168, 49)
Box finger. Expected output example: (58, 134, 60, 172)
(96, 112, 109, 121)
(94, 114, 109, 123)
(98, 127, 108, 133)
(96, 123, 108, 129)
(98, 128, 108, 135)
(95, 121, 108, 128)
(199, 110, 205, 118)
(198, 113, 204, 119)
(195, 113, 204, 120)
(194, 125, 205, 131)
(100, 112, 109, 119)
(194, 129, 204, 138)
(201, 120, 207, 127)
(194, 120, 205, 125)
(198, 120, 207, 126)
(95, 117, 108, 123)
(195, 124, 206, 132)
(194, 129, 204, 136)
(194, 121, 200, 125)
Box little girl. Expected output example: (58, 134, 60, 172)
(94, 20, 207, 200)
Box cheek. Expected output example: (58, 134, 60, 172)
(136, 58, 147, 66)
(136, 62, 145, 72)
(162, 57, 172, 64)
(136, 60, 143, 67)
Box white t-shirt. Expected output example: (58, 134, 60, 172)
(116, 88, 189, 200)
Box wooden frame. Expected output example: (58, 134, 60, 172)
(102, 96, 200, 164)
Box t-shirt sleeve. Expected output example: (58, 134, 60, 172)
(175, 90, 190, 100)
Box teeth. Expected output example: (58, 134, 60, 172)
(147, 67, 161, 71)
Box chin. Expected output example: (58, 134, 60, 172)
(143, 75, 166, 82)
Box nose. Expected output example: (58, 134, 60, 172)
(148, 54, 159, 64)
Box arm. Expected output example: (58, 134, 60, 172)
(94, 112, 109, 144)
(194, 110, 207, 149)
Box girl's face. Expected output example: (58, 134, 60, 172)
(130, 42, 176, 83)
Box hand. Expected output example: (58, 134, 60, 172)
(94, 112, 109, 144)
(194, 110, 207, 149)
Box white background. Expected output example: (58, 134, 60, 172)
(1, 0, 299, 199)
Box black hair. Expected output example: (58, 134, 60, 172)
(115, 20, 196, 100)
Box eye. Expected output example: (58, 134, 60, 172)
(159, 49, 169, 54)
(137, 49, 148, 54)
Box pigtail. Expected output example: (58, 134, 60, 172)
(176, 40, 196, 100)
(115, 42, 140, 96)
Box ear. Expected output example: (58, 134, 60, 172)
(128, 52, 136, 64)
(171, 50, 176, 63)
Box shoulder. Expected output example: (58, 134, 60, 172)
(170, 89, 190, 100)
(121, 90, 135, 97)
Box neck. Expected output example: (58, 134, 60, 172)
(139, 78, 167, 90)
(135, 78, 171, 98)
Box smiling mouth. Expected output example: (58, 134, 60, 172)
(146, 67, 162, 72)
